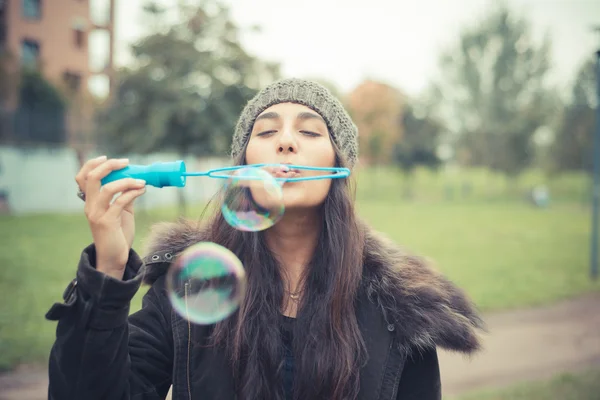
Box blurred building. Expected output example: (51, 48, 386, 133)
(0, 0, 115, 150)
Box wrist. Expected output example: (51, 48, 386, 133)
(99, 267, 125, 281)
(96, 261, 126, 280)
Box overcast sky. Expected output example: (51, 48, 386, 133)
(107, 0, 599, 97)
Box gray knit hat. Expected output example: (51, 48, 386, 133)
(231, 78, 359, 168)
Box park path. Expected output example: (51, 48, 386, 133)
(438, 292, 600, 397)
(1, 293, 599, 400)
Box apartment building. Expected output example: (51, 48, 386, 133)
(0, 0, 115, 146)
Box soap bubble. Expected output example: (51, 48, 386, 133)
(166, 242, 246, 325)
(221, 166, 285, 232)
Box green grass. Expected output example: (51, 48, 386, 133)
(0, 210, 167, 371)
(355, 166, 590, 204)
(452, 368, 600, 400)
(0, 168, 598, 371)
(358, 200, 598, 311)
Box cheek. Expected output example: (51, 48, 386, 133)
(313, 180, 333, 202)
(307, 180, 332, 207)
(244, 139, 261, 164)
(317, 142, 336, 167)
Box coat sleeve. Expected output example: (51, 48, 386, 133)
(396, 347, 442, 400)
(46, 244, 174, 400)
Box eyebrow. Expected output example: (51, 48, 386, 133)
(254, 111, 326, 123)
(255, 111, 280, 122)
(297, 111, 326, 123)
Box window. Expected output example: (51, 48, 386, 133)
(72, 17, 87, 49)
(63, 71, 82, 93)
(22, 0, 41, 20)
(21, 39, 40, 67)
(74, 29, 85, 49)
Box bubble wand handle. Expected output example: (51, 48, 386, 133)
(101, 160, 202, 188)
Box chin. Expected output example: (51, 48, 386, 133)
(280, 184, 328, 211)
(281, 196, 307, 210)
(282, 203, 323, 214)
(282, 196, 325, 211)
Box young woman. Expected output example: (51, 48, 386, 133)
(47, 78, 484, 400)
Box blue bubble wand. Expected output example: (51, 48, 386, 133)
(101, 160, 350, 188)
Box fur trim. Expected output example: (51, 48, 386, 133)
(362, 228, 485, 355)
(140, 218, 210, 285)
(141, 220, 485, 355)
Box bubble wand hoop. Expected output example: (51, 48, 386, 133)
(101, 160, 351, 187)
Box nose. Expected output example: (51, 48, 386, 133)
(277, 129, 297, 155)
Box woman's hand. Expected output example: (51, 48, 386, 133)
(75, 156, 147, 280)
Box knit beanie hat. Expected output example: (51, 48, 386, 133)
(231, 78, 359, 168)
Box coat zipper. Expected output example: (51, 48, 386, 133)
(184, 282, 192, 400)
(379, 300, 405, 400)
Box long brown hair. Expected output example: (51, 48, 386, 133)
(200, 140, 367, 400)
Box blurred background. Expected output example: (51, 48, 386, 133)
(0, 0, 599, 399)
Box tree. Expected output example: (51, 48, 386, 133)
(0, 48, 67, 145)
(95, 1, 280, 213)
(551, 57, 596, 173)
(393, 104, 442, 198)
(0, 51, 16, 106)
(368, 133, 384, 167)
(13, 68, 67, 145)
(429, 5, 558, 178)
(0, 50, 17, 143)
(346, 80, 405, 165)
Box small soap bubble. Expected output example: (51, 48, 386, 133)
(221, 166, 285, 232)
(166, 242, 246, 325)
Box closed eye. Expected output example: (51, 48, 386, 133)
(256, 130, 276, 137)
(301, 131, 321, 137)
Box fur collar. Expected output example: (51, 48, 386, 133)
(140, 219, 485, 355)
(361, 228, 485, 355)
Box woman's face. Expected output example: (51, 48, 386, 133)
(245, 102, 336, 210)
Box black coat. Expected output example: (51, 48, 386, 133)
(46, 221, 484, 400)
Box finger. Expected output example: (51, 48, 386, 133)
(95, 178, 146, 210)
(85, 158, 130, 202)
(104, 187, 147, 220)
(75, 155, 107, 189)
(123, 191, 142, 213)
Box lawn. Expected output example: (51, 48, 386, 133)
(358, 200, 597, 311)
(452, 368, 600, 400)
(0, 170, 598, 370)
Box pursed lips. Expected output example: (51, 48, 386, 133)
(265, 164, 301, 179)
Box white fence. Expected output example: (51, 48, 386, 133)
(0, 145, 230, 215)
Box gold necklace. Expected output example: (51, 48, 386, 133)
(289, 291, 301, 301)
(286, 288, 303, 301)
